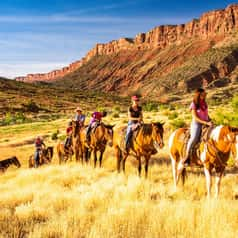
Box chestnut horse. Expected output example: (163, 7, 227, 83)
(169, 125, 238, 197)
(71, 121, 85, 162)
(113, 123, 164, 178)
(29, 147, 54, 168)
(85, 123, 114, 167)
(56, 142, 74, 164)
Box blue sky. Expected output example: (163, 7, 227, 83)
(0, 0, 234, 78)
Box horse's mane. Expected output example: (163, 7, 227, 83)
(140, 124, 153, 136)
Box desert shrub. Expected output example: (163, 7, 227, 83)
(213, 110, 238, 127)
(51, 130, 60, 140)
(1, 112, 28, 126)
(144, 102, 158, 112)
(159, 104, 169, 110)
(168, 112, 178, 120)
(112, 112, 120, 118)
(113, 106, 121, 113)
(169, 118, 186, 129)
(23, 100, 40, 113)
(231, 96, 238, 111)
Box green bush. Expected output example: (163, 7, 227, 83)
(1, 112, 28, 126)
(112, 112, 120, 118)
(144, 102, 158, 112)
(51, 130, 60, 140)
(113, 106, 121, 113)
(213, 110, 238, 127)
(168, 112, 178, 120)
(170, 118, 186, 129)
(231, 96, 238, 111)
(23, 100, 40, 112)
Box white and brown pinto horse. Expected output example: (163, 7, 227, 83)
(169, 125, 238, 197)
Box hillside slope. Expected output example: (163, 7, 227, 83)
(0, 78, 126, 118)
(15, 4, 238, 99)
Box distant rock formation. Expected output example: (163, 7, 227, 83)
(16, 4, 238, 83)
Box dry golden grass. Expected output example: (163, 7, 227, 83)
(1, 111, 238, 238)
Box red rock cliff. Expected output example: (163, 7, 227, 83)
(15, 4, 238, 82)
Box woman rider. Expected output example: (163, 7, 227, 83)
(125, 95, 143, 152)
(182, 88, 213, 165)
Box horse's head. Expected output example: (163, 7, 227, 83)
(103, 124, 114, 147)
(12, 156, 21, 168)
(151, 122, 164, 149)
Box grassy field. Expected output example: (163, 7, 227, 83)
(0, 96, 238, 238)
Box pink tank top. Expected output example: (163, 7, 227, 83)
(190, 101, 209, 121)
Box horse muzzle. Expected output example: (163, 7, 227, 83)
(154, 141, 164, 151)
(108, 141, 113, 147)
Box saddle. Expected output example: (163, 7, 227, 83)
(182, 125, 214, 166)
(91, 121, 101, 133)
(121, 123, 141, 151)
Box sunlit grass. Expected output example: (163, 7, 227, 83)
(0, 108, 238, 237)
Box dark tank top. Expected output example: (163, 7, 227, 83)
(129, 106, 142, 123)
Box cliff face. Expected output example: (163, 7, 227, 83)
(15, 4, 238, 83)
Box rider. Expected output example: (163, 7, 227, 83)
(182, 88, 213, 165)
(125, 95, 143, 152)
(86, 111, 107, 143)
(64, 121, 73, 153)
(74, 107, 86, 137)
(34, 136, 45, 168)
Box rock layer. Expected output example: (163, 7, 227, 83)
(16, 4, 238, 83)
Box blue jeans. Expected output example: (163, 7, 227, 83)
(186, 120, 202, 156)
(34, 149, 40, 168)
(125, 121, 136, 149)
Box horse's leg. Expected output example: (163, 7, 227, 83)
(99, 149, 105, 168)
(115, 147, 122, 173)
(214, 168, 224, 198)
(138, 156, 142, 177)
(204, 166, 212, 198)
(122, 154, 128, 174)
(170, 156, 177, 189)
(94, 150, 97, 168)
(144, 156, 150, 178)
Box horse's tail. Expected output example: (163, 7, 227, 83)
(181, 168, 187, 185)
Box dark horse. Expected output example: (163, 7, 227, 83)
(113, 123, 164, 178)
(29, 146, 54, 168)
(0, 156, 21, 172)
(83, 123, 114, 167)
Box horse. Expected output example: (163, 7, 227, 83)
(0, 156, 21, 172)
(169, 125, 238, 197)
(56, 141, 74, 164)
(85, 123, 114, 167)
(71, 121, 85, 162)
(29, 146, 54, 168)
(113, 123, 164, 178)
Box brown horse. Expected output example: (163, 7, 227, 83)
(29, 146, 54, 168)
(85, 123, 114, 167)
(169, 125, 238, 197)
(0, 156, 21, 172)
(71, 121, 85, 162)
(56, 142, 74, 164)
(113, 123, 164, 178)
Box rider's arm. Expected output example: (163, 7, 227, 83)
(191, 109, 211, 126)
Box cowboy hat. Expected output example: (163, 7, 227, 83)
(75, 107, 82, 112)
